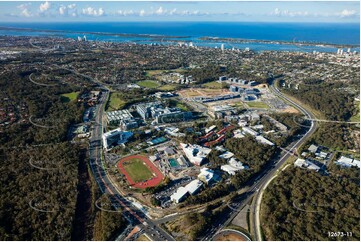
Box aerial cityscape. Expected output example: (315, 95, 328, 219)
(0, 0, 360, 241)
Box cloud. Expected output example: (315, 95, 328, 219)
(57, 4, 77, 16)
(59, 6, 67, 15)
(20, 8, 32, 17)
(115, 6, 207, 17)
(82, 7, 105, 17)
(17, 3, 33, 17)
(169, 8, 177, 15)
(271, 7, 358, 19)
(155, 6, 165, 15)
(67, 4, 76, 9)
(272, 8, 309, 17)
(39, 1, 51, 12)
(337, 9, 357, 18)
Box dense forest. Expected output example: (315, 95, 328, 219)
(261, 167, 360, 241)
(311, 123, 358, 151)
(284, 82, 356, 121)
(92, 195, 127, 241)
(0, 70, 84, 240)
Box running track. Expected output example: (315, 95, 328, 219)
(118, 155, 164, 189)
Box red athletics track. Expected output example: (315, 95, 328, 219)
(118, 155, 164, 189)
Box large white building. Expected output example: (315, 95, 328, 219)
(184, 179, 203, 195)
(294, 158, 320, 171)
(198, 168, 220, 185)
(335, 156, 360, 168)
(170, 179, 203, 203)
(170, 187, 189, 203)
(180, 143, 212, 166)
(242, 127, 258, 136)
(102, 128, 132, 151)
(255, 135, 275, 146)
(219, 151, 234, 159)
(221, 158, 248, 175)
(106, 109, 138, 130)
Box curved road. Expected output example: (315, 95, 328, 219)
(205, 82, 317, 241)
(252, 83, 318, 240)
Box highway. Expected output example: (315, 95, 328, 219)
(87, 87, 175, 241)
(53, 64, 175, 241)
(251, 82, 318, 241)
(205, 82, 318, 241)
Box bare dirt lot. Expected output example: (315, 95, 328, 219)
(213, 230, 249, 241)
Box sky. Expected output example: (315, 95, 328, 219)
(0, 1, 359, 23)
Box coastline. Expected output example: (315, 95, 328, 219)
(0, 25, 359, 53)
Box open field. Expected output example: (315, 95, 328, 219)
(123, 159, 154, 183)
(118, 155, 164, 189)
(60, 92, 79, 103)
(213, 231, 248, 241)
(136, 234, 150, 241)
(145, 69, 166, 77)
(145, 68, 186, 78)
(231, 102, 246, 109)
(106, 92, 126, 111)
(178, 88, 230, 98)
(158, 84, 179, 91)
(137, 80, 161, 88)
(176, 102, 189, 111)
(246, 101, 269, 109)
(203, 81, 226, 89)
(350, 101, 360, 122)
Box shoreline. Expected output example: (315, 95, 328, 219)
(0, 26, 359, 49)
(199, 36, 359, 48)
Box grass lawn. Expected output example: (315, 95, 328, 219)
(137, 80, 161, 88)
(158, 84, 179, 91)
(176, 102, 189, 111)
(123, 159, 154, 183)
(232, 102, 245, 109)
(60, 92, 79, 103)
(145, 69, 166, 77)
(106, 92, 127, 111)
(202, 81, 225, 89)
(350, 101, 360, 122)
(136, 234, 150, 241)
(246, 101, 269, 109)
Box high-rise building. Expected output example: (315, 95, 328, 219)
(221, 44, 224, 51)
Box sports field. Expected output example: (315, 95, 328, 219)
(118, 155, 164, 189)
(137, 80, 161, 88)
(123, 159, 153, 183)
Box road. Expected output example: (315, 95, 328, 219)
(52, 64, 175, 241)
(83, 83, 174, 240)
(205, 82, 318, 241)
(251, 83, 318, 240)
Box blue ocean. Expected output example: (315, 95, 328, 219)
(0, 22, 359, 52)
